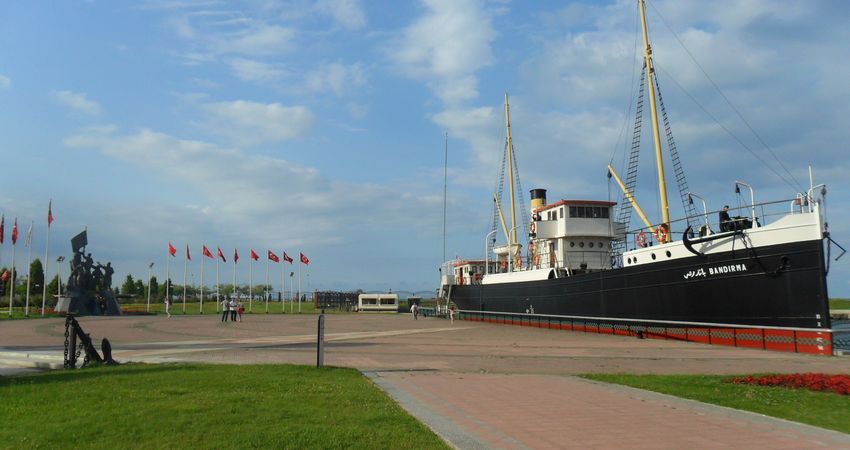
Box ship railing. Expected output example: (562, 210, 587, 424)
(457, 309, 834, 355)
(620, 196, 806, 251)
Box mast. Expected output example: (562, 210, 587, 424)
(504, 93, 518, 251)
(639, 0, 671, 240)
(443, 131, 448, 263)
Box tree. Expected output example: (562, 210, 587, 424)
(30, 258, 44, 295)
(149, 276, 159, 300)
(159, 278, 173, 300)
(121, 274, 136, 296)
(134, 279, 144, 296)
(45, 275, 59, 308)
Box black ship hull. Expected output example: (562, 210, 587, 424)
(449, 239, 830, 329)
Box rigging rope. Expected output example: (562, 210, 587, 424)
(655, 65, 800, 193)
(646, 0, 803, 192)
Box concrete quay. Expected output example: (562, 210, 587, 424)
(2, 313, 849, 449)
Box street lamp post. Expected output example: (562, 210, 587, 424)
(56, 256, 65, 306)
(147, 262, 154, 312)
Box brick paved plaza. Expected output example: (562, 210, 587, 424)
(2, 313, 850, 448)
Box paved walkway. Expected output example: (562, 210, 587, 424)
(369, 371, 850, 449)
(2, 313, 850, 448)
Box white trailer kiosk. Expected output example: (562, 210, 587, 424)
(357, 293, 399, 312)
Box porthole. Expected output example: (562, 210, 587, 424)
(599, 242, 604, 248)
(570, 241, 575, 248)
(666, 251, 672, 257)
(627, 257, 632, 264)
(633, 257, 637, 263)
(579, 242, 585, 248)
(588, 242, 594, 248)
(651, 253, 656, 260)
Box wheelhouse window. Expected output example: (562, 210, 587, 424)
(568, 205, 610, 219)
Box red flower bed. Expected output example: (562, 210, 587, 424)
(728, 373, 850, 396)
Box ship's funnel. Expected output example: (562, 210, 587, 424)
(530, 188, 547, 213)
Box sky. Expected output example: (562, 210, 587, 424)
(0, 0, 848, 297)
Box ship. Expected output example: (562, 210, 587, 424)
(438, 0, 843, 355)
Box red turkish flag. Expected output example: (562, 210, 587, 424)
(217, 247, 226, 262)
(186, 245, 191, 261)
(300, 252, 309, 265)
(203, 245, 214, 259)
(250, 249, 259, 261)
(267, 250, 279, 263)
(282, 252, 293, 263)
(233, 249, 239, 264)
(168, 242, 176, 257)
(11, 218, 18, 245)
(48, 199, 54, 227)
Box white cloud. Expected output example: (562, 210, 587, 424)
(217, 23, 296, 56)
(227, 58, 287, 82)
(62, 126, 440, 248)
(192, 77, 220, 89)
(200, 99, 315, 146)
(51, 90, 102, 115)
(305, 61, 366, 96)
(315, 0, 366, 30)
(0, 74, 10, 89)
(391, 0, 496, 105)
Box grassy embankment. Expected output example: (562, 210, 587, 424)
(0, 363, 448, 449)
(123, 300, 319, 315)
(830, 298, 850, 310)
(581, 374, 850, 434)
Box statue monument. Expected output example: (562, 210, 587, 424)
(55, 229, 121, 316)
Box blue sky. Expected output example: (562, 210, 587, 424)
(1, 0, 848, 296)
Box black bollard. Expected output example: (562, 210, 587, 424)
(316, 313, 325, 367)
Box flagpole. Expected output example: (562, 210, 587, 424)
(25, 221, 33, 316)
(8, 226, 16, 316)
(216, 256, 220, 311)
(280, 254, 286, 313)
(182, 250, 188, 313)
(265, 257, 269, 314)
(200, 253, 205, 313)
(40, 204, 51, 316)
(249, 256, 253, 313)
(232, 250, 237, 307)
(298, 261, 302, 314)
(165, 252, 171, 310)
(146, 262, 153, 312)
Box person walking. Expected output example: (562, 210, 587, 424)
(237, 301, 244, 322)
(165, 297, 172, 318)
(229, 298, 238, 322)
(449, 305, 455, 325)
(221, 297, 229, 322)
(410, 303, 418, 320)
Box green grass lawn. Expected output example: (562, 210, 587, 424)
(0, 307, 63, 320)
(830, 298, 850, 310)
(0, 363, 448, 449)
(581, 374, 850, 434)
